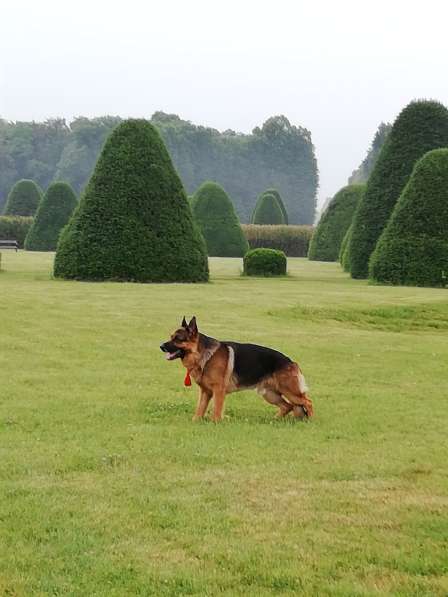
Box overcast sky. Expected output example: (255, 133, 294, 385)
(2, 0, 448, 206)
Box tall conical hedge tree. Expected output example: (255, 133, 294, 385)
(54, 119, 208, 282)
(253, 189, 289, 224)
(339, 223, 353, 272)
(192, 181, 249, 257)
(369, 149, 448, 287)
(4, 179, 42, 216)
(25, 182, 78, 251)
(349, 100, 448, 279)
(308, 184, 365, 261)
(252, 192, 285, 225)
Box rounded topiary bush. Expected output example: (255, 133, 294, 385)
(25, 182, 77, 251)
(369, 148, 448, 287)
(308, 184, 365, 261)
(4, 180, 42, 216)
(192, 181, 248, 257)
(349, 100, 448, 279)
(253, 189, 289, 224)
(252, 192, 285, 225)
(54, 119, 208, 282)
(243, 248, 287, 276)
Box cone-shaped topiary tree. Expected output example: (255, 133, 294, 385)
(192, 181, 248, 257)
(253, 189, 289, 224)
(251, 192, 285, 225)
(369, 149, 448, 287)
(308, 184, 365, 261)
(25, 182, 78, 251)
(4, 179, 42, 216)
(54, 119, 208, 282)
(339, 223, 353, 272)
(349, 100, 448, 279)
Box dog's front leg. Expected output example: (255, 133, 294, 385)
(212, 387, 226, 422)
(193, 388, 212, 421)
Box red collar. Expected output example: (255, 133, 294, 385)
(184, 369, 192, 387)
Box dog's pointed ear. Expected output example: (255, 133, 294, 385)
(188, 316, 198, 336)
(181, 316, 188, 328)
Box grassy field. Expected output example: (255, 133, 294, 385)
(1, 251, 447, 596)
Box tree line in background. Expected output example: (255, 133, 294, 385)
(0, 112, 318, 224)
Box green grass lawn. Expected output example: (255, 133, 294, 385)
(1, 252, 447, 596)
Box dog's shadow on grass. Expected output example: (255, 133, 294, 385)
(142, 401, 309, 426)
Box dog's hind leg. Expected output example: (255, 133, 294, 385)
(277, 364, 314, 418)
(259, 388, 293, 417)
(281, 389, 313, 418)
(193, 388, 212, 421)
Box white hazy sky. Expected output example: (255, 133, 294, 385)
(2, 0, 448, 206)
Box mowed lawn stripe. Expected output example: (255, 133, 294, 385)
(1, 252, 447, 596)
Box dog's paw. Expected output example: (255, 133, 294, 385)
(292, 405, 307, 419)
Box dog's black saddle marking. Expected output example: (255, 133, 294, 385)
(222, 341, 292, 387)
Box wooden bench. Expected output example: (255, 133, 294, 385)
(0, 240, 19, 252)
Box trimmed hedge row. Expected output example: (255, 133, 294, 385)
(242, 224, 313, 257)
(349, 100, 448, 279)
(308, 184, 365, 261)
(0, 216, 34, 248)
(369, 148, 448, 287)
(243, 248, 287, 276)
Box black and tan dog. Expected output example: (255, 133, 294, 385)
(160, 316, 313, 422)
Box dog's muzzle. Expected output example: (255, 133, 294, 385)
(160, 342, 185, 361)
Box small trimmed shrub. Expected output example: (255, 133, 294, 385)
(0, 216, 34, 248)
(253, 189, 289, 224)
(308, 184, 365, 261)
(25, 182, 78, 251)
(242, 224, 312, 257)
(349, 100, 448, 279)
(243, 248, 287, 276)
(3, 180, 42, 216)
(369, 148, 448, 287)
(251, 193, 285, 225)
(339, 224, 353, 272)
(192, 182, 248, 257)
(54, 119, 208, 282)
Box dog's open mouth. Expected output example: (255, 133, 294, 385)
(165, 349, 183, 361)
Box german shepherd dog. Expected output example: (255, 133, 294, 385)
(160, 317, 313, 422)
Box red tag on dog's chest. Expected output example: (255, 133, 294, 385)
(184, 370, 192, 387)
